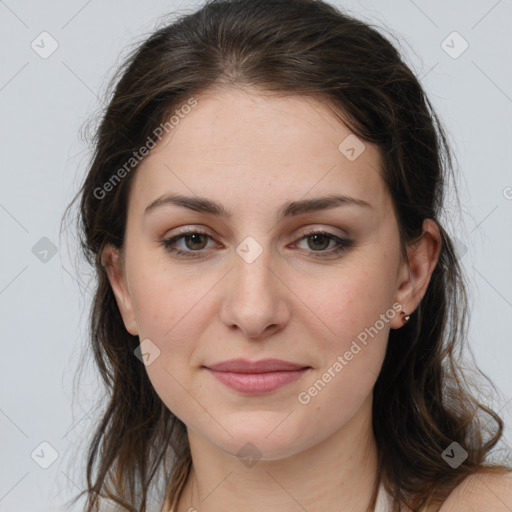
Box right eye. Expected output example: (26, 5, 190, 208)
(161, 229, 220, 258)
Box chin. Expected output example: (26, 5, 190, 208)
(201, 412, 319, 462)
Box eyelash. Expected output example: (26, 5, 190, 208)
(160, 228, 352, 259)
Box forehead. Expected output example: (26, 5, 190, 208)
(131, 87, 388, 215)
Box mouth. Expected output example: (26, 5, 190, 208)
(203, 358, 311, 395)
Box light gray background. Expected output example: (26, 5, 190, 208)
(1, 0, 511, 510)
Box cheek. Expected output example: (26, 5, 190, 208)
(296, 320, 389, 435)
(144, 361, 204, 429)
(291, 253, 396, 409)
(127, 253, 202, 338)
(292, 254, 397, 350)
(125, 261, 212, 413)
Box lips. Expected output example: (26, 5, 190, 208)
(207, 358, 308, 373)
(204, 358, 310, 395)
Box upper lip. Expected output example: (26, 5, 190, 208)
(205, 358, 309, 373)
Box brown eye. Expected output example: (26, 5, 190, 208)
(305, 233, 332, 251)
(182, 233, 209, 250)
(161, 229, 217, 258)
(161, 228, 352, 259)
(294, 230, 351, 256)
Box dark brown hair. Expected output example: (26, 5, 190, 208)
(66, 0, 509, 510)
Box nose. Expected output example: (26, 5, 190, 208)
(219, 241, 291, 340)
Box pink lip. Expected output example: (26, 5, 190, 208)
(204, 358, 310, 395)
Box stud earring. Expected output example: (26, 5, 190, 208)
(400, 310, 410, 325)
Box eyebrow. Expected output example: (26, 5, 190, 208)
(144, 193, 372, 220)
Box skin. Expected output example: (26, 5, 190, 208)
(101, 85, 501, 511)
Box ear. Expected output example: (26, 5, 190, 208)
(390, 219, 441, 329)
(101, 244, 139, 336)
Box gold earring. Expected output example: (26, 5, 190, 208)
(400, 310, 410, 324)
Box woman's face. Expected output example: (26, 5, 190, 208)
(105, 87, 429, 460)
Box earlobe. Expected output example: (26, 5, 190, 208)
(391, 219, 441, 329)
(101, 244, 139, 336)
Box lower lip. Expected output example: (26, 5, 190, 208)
(205, 368, 309, 395)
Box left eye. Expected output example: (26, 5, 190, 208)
(295, 231, 342, 252)
(161, 231, 215, 256)
(161, 229, 351, 258)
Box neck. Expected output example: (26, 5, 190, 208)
(175, 396, 379, 512)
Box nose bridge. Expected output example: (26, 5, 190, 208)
(220, 233, 289, 338)
(233, 234, 279, 304)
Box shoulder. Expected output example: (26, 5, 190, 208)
(438, 471, 512, 512)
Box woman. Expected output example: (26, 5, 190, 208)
(69, 0, 512, 510)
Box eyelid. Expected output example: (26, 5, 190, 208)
(163, 224, 349, 242)
(294, 224, 350, 239)
(160, 224, 352, 258)
(165, 225, 216, 238)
